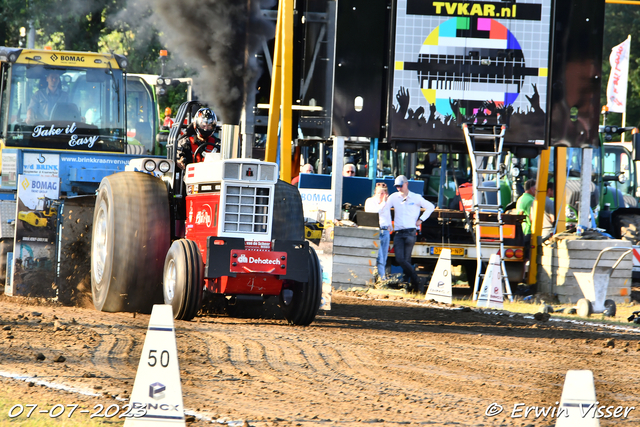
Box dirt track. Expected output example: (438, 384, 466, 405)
(1, 292, 640, 426)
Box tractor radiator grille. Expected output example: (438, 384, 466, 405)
(223, 185, 270, 233)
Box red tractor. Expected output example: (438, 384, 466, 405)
(90, 102, 322, 325)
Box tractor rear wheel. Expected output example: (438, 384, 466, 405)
(280, 246, 322, 326)
(163, 239, 203, 321)
(91, 172, 170, 313)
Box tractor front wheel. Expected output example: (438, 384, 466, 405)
(91, 172, 170, 313)
(280, 246, 322, 326)
(163, 239, 203, 321)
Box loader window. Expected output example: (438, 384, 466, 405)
(126, 77, 156, 154)
(604, 146, 632, 197)
(4, 63, 125, 152)
(566, 147, 601, 178)
(415, 153, 474, 209)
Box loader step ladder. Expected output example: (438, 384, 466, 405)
(462, 123, 513, 302)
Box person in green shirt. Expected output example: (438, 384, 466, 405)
(516, 179, 537, 269)
(516, 179, 536, 234)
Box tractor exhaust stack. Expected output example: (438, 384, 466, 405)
(221, 124, 241, 159)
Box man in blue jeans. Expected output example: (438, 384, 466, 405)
(383, 175, 435, 293)
(365, 182, 392, 280)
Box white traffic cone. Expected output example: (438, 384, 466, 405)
(425, 249, 452, 304)
(477, 254, 504, 309)
(124, 305, 186, 426)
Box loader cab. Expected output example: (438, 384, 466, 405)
(0, 47, 127, 153)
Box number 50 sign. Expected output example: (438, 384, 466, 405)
(125, 305, 186, 426)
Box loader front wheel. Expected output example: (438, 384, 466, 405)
(91, 172, 170, 313)
(163, 239, 203, 321)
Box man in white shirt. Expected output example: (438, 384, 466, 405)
(382, 175, 435, 293)
(365, 182, 392, 281)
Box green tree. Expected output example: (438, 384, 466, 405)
(0, 0, 33, 47)
(0, 0, 167, 75)
(36, 0, 115, 51)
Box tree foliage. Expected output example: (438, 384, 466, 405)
(0, 0, 167, 75)
(0, 0, 32, 47)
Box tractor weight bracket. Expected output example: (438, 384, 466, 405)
(273, 240, 310, 283)
(204, 236, 244, 278)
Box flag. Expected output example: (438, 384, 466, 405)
(606, 36, 631, 113)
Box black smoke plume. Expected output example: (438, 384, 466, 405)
(145, 0, 275, 124)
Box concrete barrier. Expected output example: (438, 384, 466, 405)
(331, 226, 378, 290)
(537, 239, 632, 304)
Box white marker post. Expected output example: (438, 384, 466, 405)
(556, 370, 600, 427)
(476, 254, 504, 309)
(425, 248, 452, 303)
(124, 305, 185, 426)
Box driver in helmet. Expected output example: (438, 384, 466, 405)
(176, 108, 220, 170)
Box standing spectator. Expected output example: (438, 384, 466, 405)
(365, 183, 392, 281)
(343, 163, 356, 176)
(382, 175, 435, 293)
(292, 163, 314, 186)
(163, 107, 174, 128)
(516, 178, 536, 262)
(542, 179, 555, 236)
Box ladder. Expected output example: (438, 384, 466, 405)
(462, 123, 513, 302)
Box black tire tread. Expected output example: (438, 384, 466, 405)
(92, 172, 170, 313)
(282, 247, 322, 326)
(183, 239, 203, 321)
(166, 239, 202, 322)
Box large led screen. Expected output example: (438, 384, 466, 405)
(389, 0, 552, 147)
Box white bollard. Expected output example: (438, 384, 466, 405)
(556, 370, 599, 427)
(124, 305, 186, 426)
(476, 254, 504, 309)
(425, 249, 453, 304)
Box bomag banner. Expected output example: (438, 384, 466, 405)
(6, 175, 60, 298)
(389, 0, 552, 146)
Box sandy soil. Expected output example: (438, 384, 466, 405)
(1, 291, 640, 426)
